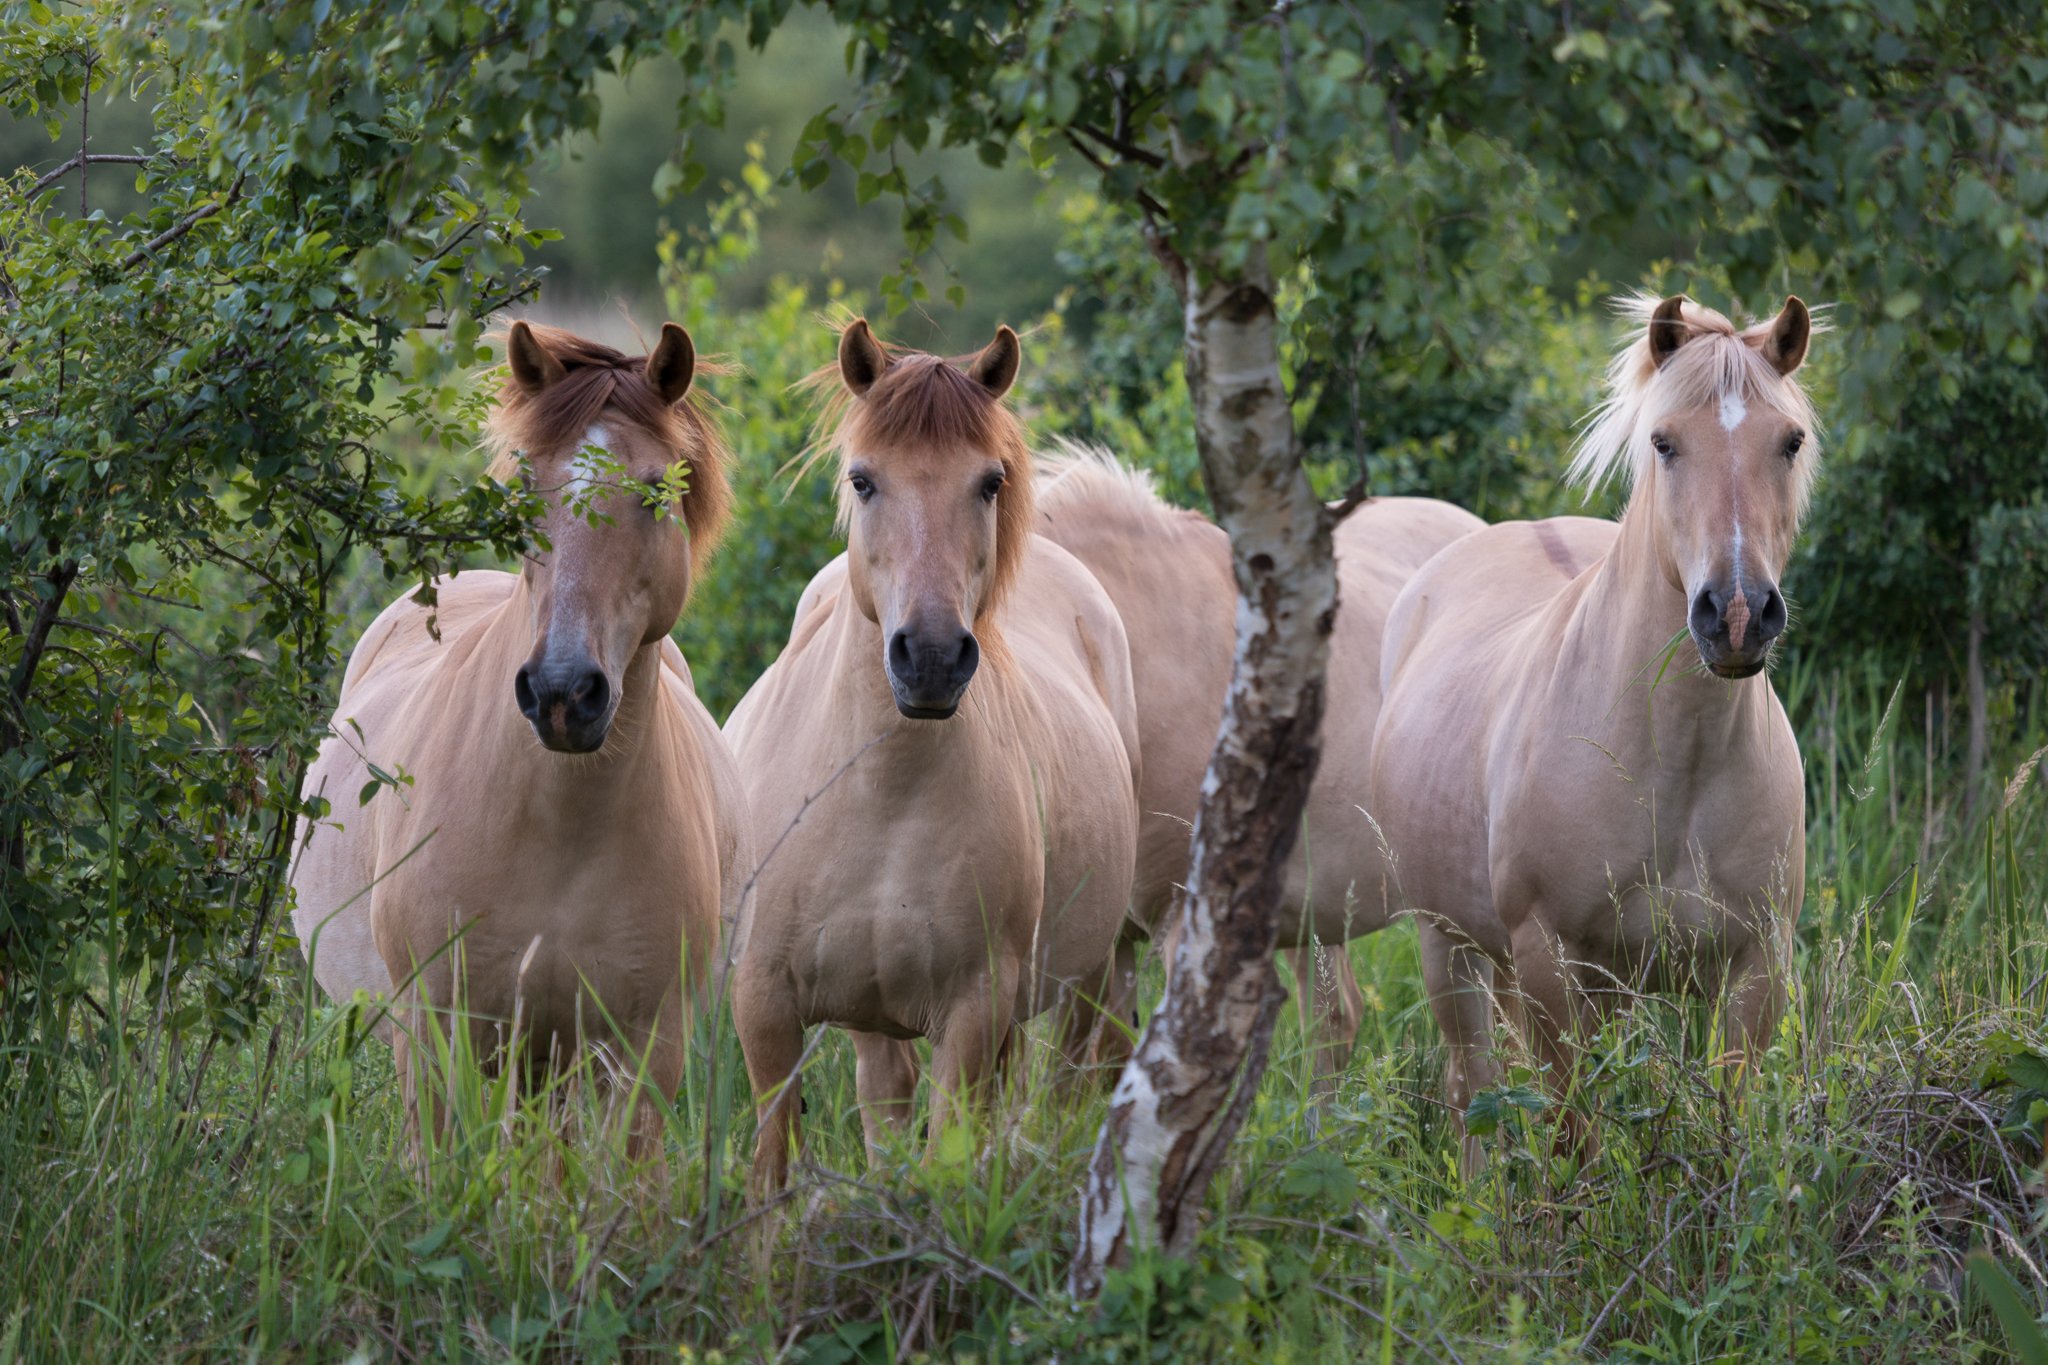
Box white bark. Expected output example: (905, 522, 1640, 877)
(1070, 248, 1338, 1298)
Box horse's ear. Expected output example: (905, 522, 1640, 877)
(968, 325, 1021, 399)
(839, 319, 890, 398)
(1647, 295, 1690, 370)
(1757, 296, 1811, 376)
(646, 322, 696, 404)
(507, 321, 567, 391)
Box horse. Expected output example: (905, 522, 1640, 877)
(1033, 444, 1482, 1081)
(1369, 294, 1816, 1172)
(726, 321, 1140, 1191)
(288, 320, 753, 1159)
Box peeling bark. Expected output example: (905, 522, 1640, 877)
(1070, 250, 1337, 1299)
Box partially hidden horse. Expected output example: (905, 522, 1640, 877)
(1033, 444, 1481, 1080)
(289, 320, 753, 1157)
(1370, 295, 1816, 1171)
(727, 321, 1140, 1191)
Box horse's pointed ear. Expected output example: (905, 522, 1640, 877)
(1758, 295, 1811, 376)
(968, 325, 1021, 399)
(508, 321, 567, 391)
(1647, 295, 1690, 370)
(839, 319, 890, 398)
(647, 322, 696, 404)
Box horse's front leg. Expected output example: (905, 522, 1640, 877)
(852, 1031, 921, 1167)
(1506, 915, 1606, 1166)
(1421, 921, 1500, 1178)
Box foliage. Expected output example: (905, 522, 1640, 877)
(1798, 361, 2048, 695)
(0, 1, 557, 1030)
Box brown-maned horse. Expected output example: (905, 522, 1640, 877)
(1033, 444, 1481, 1080)
(289, 321, 753, 1157)
(1370, 295, 1816, 1171)
(726, 322, 1140, 1191)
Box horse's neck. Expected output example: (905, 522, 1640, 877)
(1568, 498, 1774, 761)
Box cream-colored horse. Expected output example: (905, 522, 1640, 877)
(1034, 445, 1481, 1079)
(727, 322, 1139, 1191)
(289, 321, 752, 1156)
(1371, 295, 1816, 1170)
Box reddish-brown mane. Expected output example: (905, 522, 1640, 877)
(802, 337, 1036, 628)
(484, 323, 732, 569)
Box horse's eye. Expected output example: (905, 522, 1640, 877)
(849, 472, 875, 503)
(980, 472, 1005, 503)
(1784, 431, 1805, 460)
(1651, 433, 1676, 460)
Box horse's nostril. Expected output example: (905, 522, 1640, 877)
(1757, 587, 1787, 642)
(1689, 587, 1722, 641)
(569, 670, 608, 720)
(514, 666, 540, 720)
(952, 631, 980, 683)
(887, 630, 913, 679)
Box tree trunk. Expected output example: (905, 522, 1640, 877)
(1070, 251, 1337, 1300)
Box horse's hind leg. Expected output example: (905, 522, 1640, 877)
(852, 1031, 921, 1167)
(1057, 938, 1139, 1081)
(1420, 921, 1498, 1178)
(1289, 942, 1364, 1094)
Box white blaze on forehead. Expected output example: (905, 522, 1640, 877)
(566, 425, 610, 491)
(1718, 390, 1747, 432)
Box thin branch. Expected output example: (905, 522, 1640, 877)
(120, 173, 246, 269)
(25, 154, 150, 199)
(1072, 120, 1165, 168)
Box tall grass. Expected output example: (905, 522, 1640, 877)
(1, 679, 2042, 1362)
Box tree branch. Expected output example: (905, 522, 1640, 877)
(120, 173, 247, 269)
(9, 561, 80, 708)
(26, 154, 152, 199)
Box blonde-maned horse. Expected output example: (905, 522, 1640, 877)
(1033, 444, 1481, 1080)
(289, 321, 753, 1157)
(726, 322, 1140, 1191)
(1370, 294, 1816, 1171)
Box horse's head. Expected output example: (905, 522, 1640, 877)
(1577, 294, 1819, 679)
(489, 320, 730, 752)
(822, 319, 1033, 720)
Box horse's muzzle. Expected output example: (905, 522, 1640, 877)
(515, 657, 614, 752)
(885, 627, 979, 720)
(1688, 578, 1785, 679)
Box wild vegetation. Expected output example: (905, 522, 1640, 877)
(3, 0, 2046, 1360)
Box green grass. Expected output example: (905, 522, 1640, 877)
(2, 680, 2044, 1363)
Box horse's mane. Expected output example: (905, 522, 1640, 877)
(1036, 438, 1171, 519)
(483, 322, 733, 569)
(1570, 292, 1823, 510)
(800, 331, 1035, 627)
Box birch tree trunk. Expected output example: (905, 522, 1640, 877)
(1070, 250, 1338, 1299)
